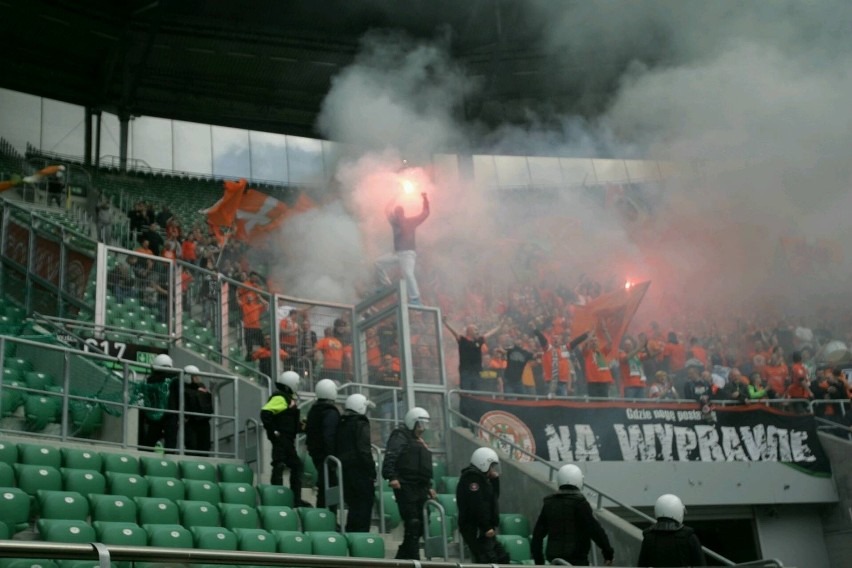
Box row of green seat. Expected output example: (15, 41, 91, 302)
(0, 441, 252, 483)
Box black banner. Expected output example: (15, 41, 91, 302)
(464, 396, 831, 476)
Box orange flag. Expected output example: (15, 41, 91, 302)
(234, 189, 289, 242)
(201, 179, 247, 228)
(571, 281, 650, 350)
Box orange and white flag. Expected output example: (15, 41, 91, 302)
(571, 280, 650, 350)
(234, 189, 289, 242)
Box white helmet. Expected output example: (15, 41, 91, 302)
(556, 464, 584, 489)
(655, 494, 685, 523)
(184, 365, 200, 375)
(153, 354, 173, 368)
(404, 407, 430, 430)
(277, 371, 300, 392)
(315, 379, 338, 401)
(471, 447, 500, 474)
(344, 394, 372, 415)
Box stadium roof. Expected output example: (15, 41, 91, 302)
(0, 0, 624, 141)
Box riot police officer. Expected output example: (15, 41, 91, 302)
(637, 494, 706, 567)
(335, 393, 376, 532)
(305, 379, 340, 508)
(456, 447, 510, 563)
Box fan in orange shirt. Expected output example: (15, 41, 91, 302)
(315, 327, 345, 382)
(663, 332, 687, 373)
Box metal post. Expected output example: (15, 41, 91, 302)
(121, 361, 131, 449)
(233, 373, 240, 459)
(397, 280, 416, 409)
(177, 368, 186, 455)
(60, 350, 71, 441)
(323, 455, 345, 533)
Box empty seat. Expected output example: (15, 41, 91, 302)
(24, 371, 55, 391)
(432, 459, 447, 487)
(4, 358, 33, 373)
(14, 464, 62, 496)
(298, 507, 336, 532)
(93, 521, 148, 546)
(347, 533, 385, 558)
(440, 476, 460, 494)
(218, 463, 254, 484)
(177, 499, 219, 527)
(106, 472, 148, 498)
(102, 454, 139, 474)
(219, 482, 256, 507)
(146, 476, 185, 502)
(89, 494, 137, 523)
(36, 519, 96, 543)
(0, 487, 31, 532)
(140, 456, 179, 478)
(0, 441, 17, 464)
(61, 468, 106, 496)
(0, 560, 57, 568)
(18, 442, 62, 467)
(184, 479, 221, 504)
(0, 379, 25, 416)
(496, 534, 533, 564)
(428, 511, 457, 542)
(0, 462, 13, 486)
(220, 503, 259, 530)
(232, 528, 276, 553)
(24, 394, 61, 431)
(258, 505, 299, 532)
(308, 531, 349, 557)
(273, 530, 311, 555)
(191, 526, 237, 550)
(37, 490, 89, 520)
(135, 496, 180, 526)
(61, 448, 102, 471)
(179, 460, 217, 481)
(499, 513, 531, 537)
(143, 523, 193, 548)
(257, 484, 294, 507)
(436, 493, 458, 518)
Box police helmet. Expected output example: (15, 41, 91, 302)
(655, 493, 685, 523)
(277, 370, 300, 392)
(315, 379, 338, 401)
(344, 394, 373, 415)
(404, 407, 430, 430)
(556, 464, 584, 489)
(153, 354, 173, 368)
(471, 447, 500, 474)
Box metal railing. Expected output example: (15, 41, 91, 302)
(445, 390, 737, 567)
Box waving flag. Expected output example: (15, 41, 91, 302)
(571, 280, 650, 350)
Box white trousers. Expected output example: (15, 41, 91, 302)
(375, 250, 420, 301)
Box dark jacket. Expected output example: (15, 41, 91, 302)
(637, 518, 706, 567)
(456, 465, 500, 536)
(260, 386, 300, 439)
(684, 378, 712, 401)
(531, 485, 614, 565)
(382, 426, 432, 486)
(334, 411, 376, 478)
(184, 382, 213, 421)
(305, 400, 340, 462)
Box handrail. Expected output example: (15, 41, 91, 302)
(244, 418, 263, 474)
(323, 454, 346, 533)
(371, 444, 386, 533)
(422, 498, 450, 561)
(0, 540, 515, 568)
(446, 389, 737, 567)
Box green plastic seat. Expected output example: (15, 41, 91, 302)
(436, 493, 458, 518)
(4, 358, 33, 373)
(258, 505, 299, 532)
(0, 461, 15, 487)
(70, 402, 104, 437)
(61, 468, 106, 495)
(139, 456, 179, 478)
(1, 378, 25, 416)
(308, 531, 349, 557)
(18, 442, 62, 467)
(24, 371, 55, 391)
(14, 464, 62, 496)
(440, 476, 460, 494)
(219, 482, 256, 507)
(24, 394, 61, 430)
(2, 367, 22, 384)
(177, 499, 219, 528)
(191, 526, 237, 550)
(233, 527, 276, 553)
(179, 460, 217, 482)
(428, 511, 456, 542)
(135, 497, 180, 526)
(499, 513, 531, 537)
(0, 487, 31, 532)
(300, 453, 317, 487)
(298, 507, 336, 532)
(89, 494, 137, 523)
(37, 519, 96, 543)
(184, 479, 221, 504)
(0, 560, 58, 568)
(272, 530, 311, 554)
(0, 441, 17, 464)
(0, 521, 8, 539)
(375, 492, 401, 530)
(257, 484, 294, 507)
(58, 560, 115, 568)
(61, 448, 103, 471)
(220, 503, 259, 530)
(347, 533, 385, 558)
(37, 490, 89, 520)
(497, 535, 533, 564)
(432, 459, 447, 487)
(92, 521, 148, 546)
(147, 476, 185, 502)
(143, 523, 193, 548)
(218, 463, 254, 484)
(102, 453, 139, 474)
(106, 472, 148, 498)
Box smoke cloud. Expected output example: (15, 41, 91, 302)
(274, 1, 852, 329)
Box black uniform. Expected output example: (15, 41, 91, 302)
(531, 485, 614, 566)
(335, 410, 376, 532)
(305, 399, 340, 509)
(637, 518, 706, 567)
(260, 386, 303, 500)
(382, 426, 433, 559)
(456, 465, 510, 564)
(138, 369, 180, 451)
(184, 381, 213, 455)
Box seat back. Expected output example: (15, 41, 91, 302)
(496, 535, 532, 563)
(146, 476, 185, 502)
(0, 487, 31, 530)
(177, 499, 220, 528)
(61, 468, 106, 496)
(258, 505, 299, 532)
(499, 512, 531, 537)
(105, 472, 148, 498)
(37, 519, 96, 543)
(135, 497, 180, 526)
(299, 507, 336, 532)
(308, 531, 349, 557)
(140, 457, 179, 478)
(61, 449, 102, 471)
(37, 490, 89, 520)
(179, 460, 217, 482)
(89, 494, 137, 523)
(273, 530, 311, 554)
(347, 533, 385, 558)
(0, 441, 18, 464)
(190, 526, 237, 550)
(18, 443, 61, 467)
(220, 503, 259, 530)
(219, 482, 257, 507)
(144, 524, 193, 548)
(257, 484, 294, 507)
(102, 454, 139, 475)
(0, 461, 14, 486)
(233, 528, 276, 552)
(14, 464, 62, 495)
(218, 463, 254, 484)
